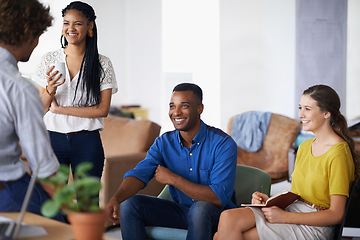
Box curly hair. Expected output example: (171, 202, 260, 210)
(0, 0, 53, 47)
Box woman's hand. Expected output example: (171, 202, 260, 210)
(46, 65, 65, 94)
(251, 192, 269, 204)
(262, 206, 288, 223)
(49, 100, 60, 114)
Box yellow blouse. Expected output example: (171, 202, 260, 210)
(291, 138, 354, 209)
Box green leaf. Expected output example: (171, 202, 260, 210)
(41, 161, 102, 214)
(74, 162, 93, 178)
(39, 164, 70, 186)
(54, 186, 75, 203)
(58, 164, 70, 175)
(89, 204, 100, 212)
(41, 200, 60, 218)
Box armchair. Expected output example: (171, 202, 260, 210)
(228, 112, 301, 183)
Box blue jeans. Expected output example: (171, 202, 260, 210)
(120, 194, 222, 240)
(0, 173, 66, 222)
(49, 130, 105, 178)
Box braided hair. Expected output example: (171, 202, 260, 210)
(303, 85, 360, 178)
(61, 1, 103, 107)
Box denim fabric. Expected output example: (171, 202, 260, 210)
(0, 173, 66, 222)
(120, 194, 222, 240)
(49, 130, 105, 178)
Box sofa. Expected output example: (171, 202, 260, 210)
(99, 115, 164, 207)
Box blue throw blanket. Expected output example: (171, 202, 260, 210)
(231, 111, 272, 152)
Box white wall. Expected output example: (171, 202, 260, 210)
(119, 0, 162, 123)
(219, 0, 296, 131)
(19, 0, 72, 78)
(18, 0, 360, 133)
(160, 0, 221, 133)
(19, 0, 163, 125)
(347, 0, 360, 121)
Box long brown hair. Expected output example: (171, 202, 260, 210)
(303, 85, 359, 177)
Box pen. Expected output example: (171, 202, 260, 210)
(259, 185, 264, 204)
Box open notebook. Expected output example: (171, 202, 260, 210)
(0, 165, 40, 240)
(241, 190, 300, 210)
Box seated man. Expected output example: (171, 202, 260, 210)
(106, 83, 238, 240)
(0, 0, 65, 222)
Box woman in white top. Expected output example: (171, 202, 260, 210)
(32, 1, 117, 178)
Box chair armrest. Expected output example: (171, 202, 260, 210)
(100, 152, 165, 207)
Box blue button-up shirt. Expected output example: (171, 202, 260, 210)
(125, 120, 238, 209)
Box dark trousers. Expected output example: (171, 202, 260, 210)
(120, 194, 222, 240)
(0, 173, 66, 222)
(49, 130, 105, 178)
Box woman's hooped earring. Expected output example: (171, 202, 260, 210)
(88, 29, 94, 37)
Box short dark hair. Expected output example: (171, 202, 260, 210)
(172, 83, 203, 104)
(0, 0, 53, 47)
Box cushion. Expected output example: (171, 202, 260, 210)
(100, 115, 161, 156)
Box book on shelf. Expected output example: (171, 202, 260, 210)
(241, 190, 300, 210)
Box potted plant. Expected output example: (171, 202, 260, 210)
(41, 162, 106, 240)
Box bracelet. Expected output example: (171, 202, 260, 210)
(45, 86, 56, 96)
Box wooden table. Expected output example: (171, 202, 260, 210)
(0, 212, 116, 240)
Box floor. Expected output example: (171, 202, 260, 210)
(104, 227, 360, 240)
(104, 227, 122, 240)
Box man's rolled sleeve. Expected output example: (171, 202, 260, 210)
(124, 138, 164, 187)
(209, 136, 238, 209)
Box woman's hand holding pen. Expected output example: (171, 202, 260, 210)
(251, 192, 269, 204)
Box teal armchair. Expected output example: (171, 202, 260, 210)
(145, 165, 271, 240)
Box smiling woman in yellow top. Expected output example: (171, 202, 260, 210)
(214, 85, 359, 240)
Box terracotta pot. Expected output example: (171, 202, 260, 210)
(67, 210, 107, 240)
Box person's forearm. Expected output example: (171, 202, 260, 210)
(38, 171, 60, 198)
(38, 86, 54, 113)
(111, 176, 145, 204)
(284, 208, 343, 226)
(50, 88, 112, 118)
(170, 175, 222, 208)
(54, 105, 109, 118)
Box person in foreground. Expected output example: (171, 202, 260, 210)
(32, 1, 117, 179)
(0, 0, 65, 222)
(106, 83, 238, 240)
(214, 84, 359, 240)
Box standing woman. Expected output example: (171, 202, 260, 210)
(32, 1, 117, 178)
(214, 85, 359, 240)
